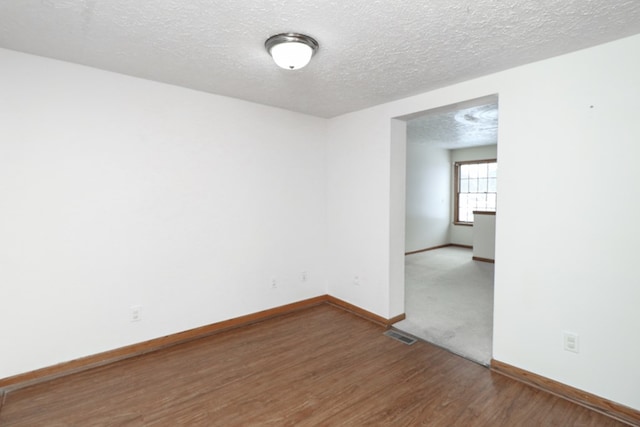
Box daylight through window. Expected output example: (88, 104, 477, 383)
(454, 159, 497, 224)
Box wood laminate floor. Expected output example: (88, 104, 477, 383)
(0, 304, 627, 426)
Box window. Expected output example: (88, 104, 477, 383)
(454, 159, 497, 224)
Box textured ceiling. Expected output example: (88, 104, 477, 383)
(1, 1, 640, 118)
(408, 102, 498, 149)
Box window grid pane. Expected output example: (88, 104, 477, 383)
(456, 160, 497, 223)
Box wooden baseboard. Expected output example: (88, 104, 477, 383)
(450, 243, 473, 249)
(405, 244, 451, 255)
(0, 295, 326, 391)
(491, 359, 640, 426)
(472, 256, 495, 263)
(325, 295, 404, 327)
(388, 313, 406, 325)
(405, 243, 472, 256)
(0, 295, 403, 392)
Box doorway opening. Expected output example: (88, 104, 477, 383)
(393, 95, 498, 366)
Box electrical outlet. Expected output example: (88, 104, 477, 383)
(271, 277, 277, 289)
(130, 305, 142, 322)
(353, 275, 360, 286)
(301, 271, 309, 282)
(563, 332, 579, 353)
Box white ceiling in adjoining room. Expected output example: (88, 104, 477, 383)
(1, 1, 640, 118)
(407, 102, 499, 149)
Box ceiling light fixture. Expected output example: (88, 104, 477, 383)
(265, 33, 319, 70)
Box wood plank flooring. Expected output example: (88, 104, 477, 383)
(0, 305, 627, 426)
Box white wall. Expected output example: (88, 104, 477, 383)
(0, 48, 327, 379)
(404, 143, 450, 252)
(449, 145, 498, 246)
(472, 213, 496, 261)
(326, 113, 392, 317)
(493, 37, 640, 409)
(325, 34, 640, 410)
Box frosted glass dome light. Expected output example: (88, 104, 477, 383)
(265, 33, 319, 70)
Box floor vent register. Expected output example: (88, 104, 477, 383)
(384, 329, 417, 345)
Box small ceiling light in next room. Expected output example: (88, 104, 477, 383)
(265, 33, 319, 70)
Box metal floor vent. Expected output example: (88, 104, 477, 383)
(384, 329, 417, 345)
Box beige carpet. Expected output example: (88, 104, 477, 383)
(394, 246, 494, 365)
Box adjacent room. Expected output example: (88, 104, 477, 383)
(396, 98, 498, 366)
(1, 1, 640, 425)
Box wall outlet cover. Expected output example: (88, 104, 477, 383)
(563, 331, 579, 353)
